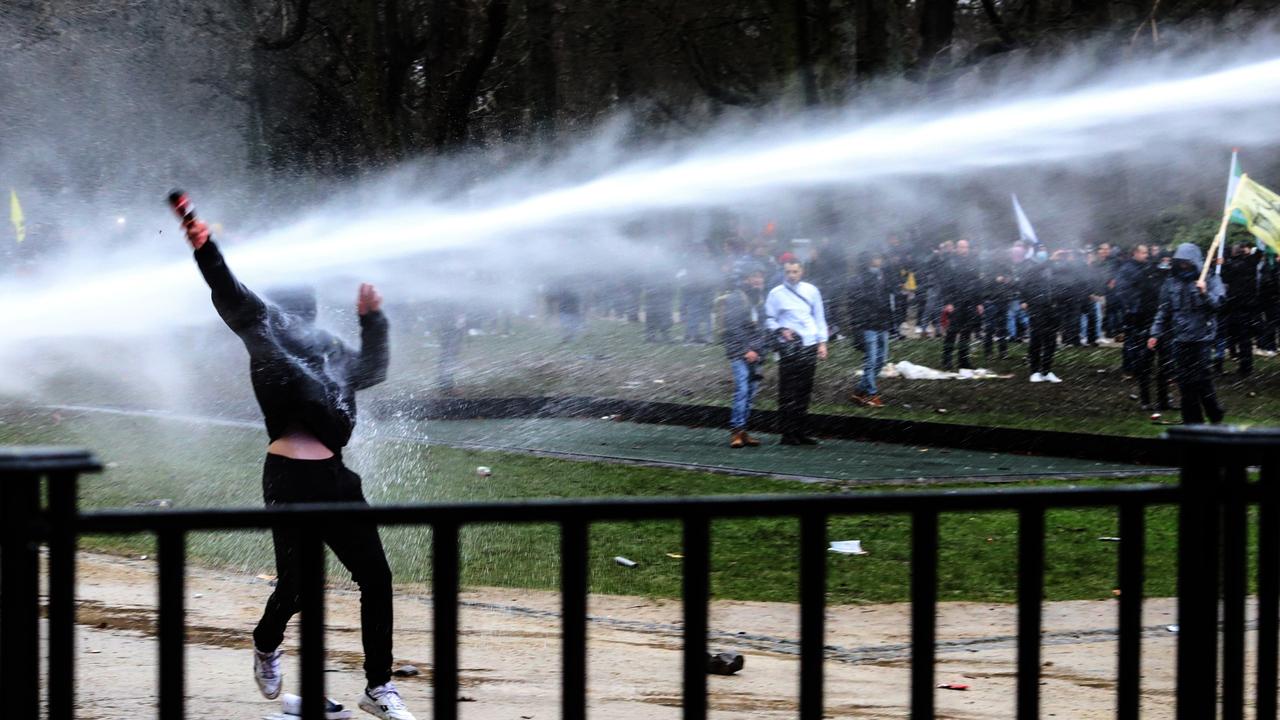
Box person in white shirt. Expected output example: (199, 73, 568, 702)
(764, 260, 829, 445)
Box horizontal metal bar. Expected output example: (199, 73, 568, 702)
(74, 486, 1182, 533)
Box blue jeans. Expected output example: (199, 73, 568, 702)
(857, 330, 890, 395)
(730, 358, 761, 429)
(1006, 299, 1028, 339)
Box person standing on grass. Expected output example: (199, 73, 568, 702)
(765, 260, 829, 445)
(1148, 242, 1227, 425)
(1222, 242, 1261, 378)
(1021, 249, 1065, 383)
(721, 262, 769, 448)
(171, 199, 416, 720)
(940, 238, 983, 371)
(1116, 244, 1175, 410)
(847, 251, 893, 408)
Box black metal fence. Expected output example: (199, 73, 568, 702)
(2, 425, 1278, 719)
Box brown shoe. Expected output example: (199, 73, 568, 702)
(742, 432, 761, 447)
(867, 395, 884, 408)
(849, 392, 871, 406)
(730, 430, 745, 449)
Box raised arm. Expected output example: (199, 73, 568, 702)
(172, 192, 267, 334)
(351, 283, 390, 390)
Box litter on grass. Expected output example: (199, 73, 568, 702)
(829, 540, 868, 555)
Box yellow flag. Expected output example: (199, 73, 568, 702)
(9, 189, 24, 244)
(1230, 174, 1280, 254)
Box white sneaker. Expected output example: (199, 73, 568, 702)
(1045, 372, 1062, 383)
(279, 693, 353, 719)
(1029, 372, 1045, 383)
(254, 647, 284, 700)
(359, 683, 416, 720)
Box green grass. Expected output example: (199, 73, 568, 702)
(0, 409, 1201, 604)
(20, 315, 1280, 439)
(386, 317, 1280, 437)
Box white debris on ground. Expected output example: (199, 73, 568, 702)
(854, 361, 1012, 381)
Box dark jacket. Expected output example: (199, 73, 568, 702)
(1149, 243, 1227, 344)
(1222, 253, 1261, 312)
(1019, 261, 1065, 313)
(846, 266, 895, 331)
(194, 240, 389, 453)
(721, 288, 767, 360)
(941, 253, 983, 309)
(1114, 259, 1163, 325)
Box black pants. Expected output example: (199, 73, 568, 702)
(1028, 308, 1058, 375)
(942, 308, 978, 370)
(981, 303, 1008, 359)
(1124, 320, 1173, 409)
(253, 455, 393, 688)
(1226, 309, 1256, 376)
(1173, 341, 1225, 425)
(777, 344, 818, 438)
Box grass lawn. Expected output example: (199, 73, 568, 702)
(0, 409, 1210, 604)
(381, 316, 1280, 437)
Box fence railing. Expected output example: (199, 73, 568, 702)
(2, 425, 1278, 719)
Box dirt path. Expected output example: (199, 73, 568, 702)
(49, 552, 1207, 718)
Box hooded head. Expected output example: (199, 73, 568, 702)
(1171, 243, 1204, 280)
(266, 285, 318, 323)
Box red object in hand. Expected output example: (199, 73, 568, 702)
(167, 189, 208, 250)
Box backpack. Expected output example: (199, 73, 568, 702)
(712, 289, 747, 343)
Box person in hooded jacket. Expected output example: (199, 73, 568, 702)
(1148, 242, 1227, 425)
(175, 211, 416, 720)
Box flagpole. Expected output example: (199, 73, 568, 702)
(1200, 174, 1244, 283)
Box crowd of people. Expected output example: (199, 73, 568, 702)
(543, 229, 1277, 443)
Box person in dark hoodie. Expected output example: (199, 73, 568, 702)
(1148, 242, 1227, 425)
(173, 206, 416, 720)
(848, 251, 894, 407)
(721, 262, 769, 448)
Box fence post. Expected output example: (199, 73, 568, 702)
(1167, 426, 1280, 720)
(0, 447, 99, 720)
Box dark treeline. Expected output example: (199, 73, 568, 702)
(2, 0, 1268, 183)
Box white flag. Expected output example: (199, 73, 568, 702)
(1012, 194, 1039, 252)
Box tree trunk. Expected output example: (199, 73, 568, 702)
(917, 0, 956, 73)
(526, 0, 558, 139)
(437, 0, 512, 147)
(854, 0, 891, 78)
(794, 0, 819, 106)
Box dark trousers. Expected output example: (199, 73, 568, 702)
(1028, 308, 1058, 374)
(1258, 302, 1280, 351)
(981, 304, 1008, 359)
(942, 308, 978, 369)
(1173, 341, 1225, 425)
(253, 455, 393, 688)
(1226, 310, 1256, 376)
(1124, 319, 1173, 408)
(777, 344, 818, 438)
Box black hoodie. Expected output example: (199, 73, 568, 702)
(194, 240, 389, 453)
